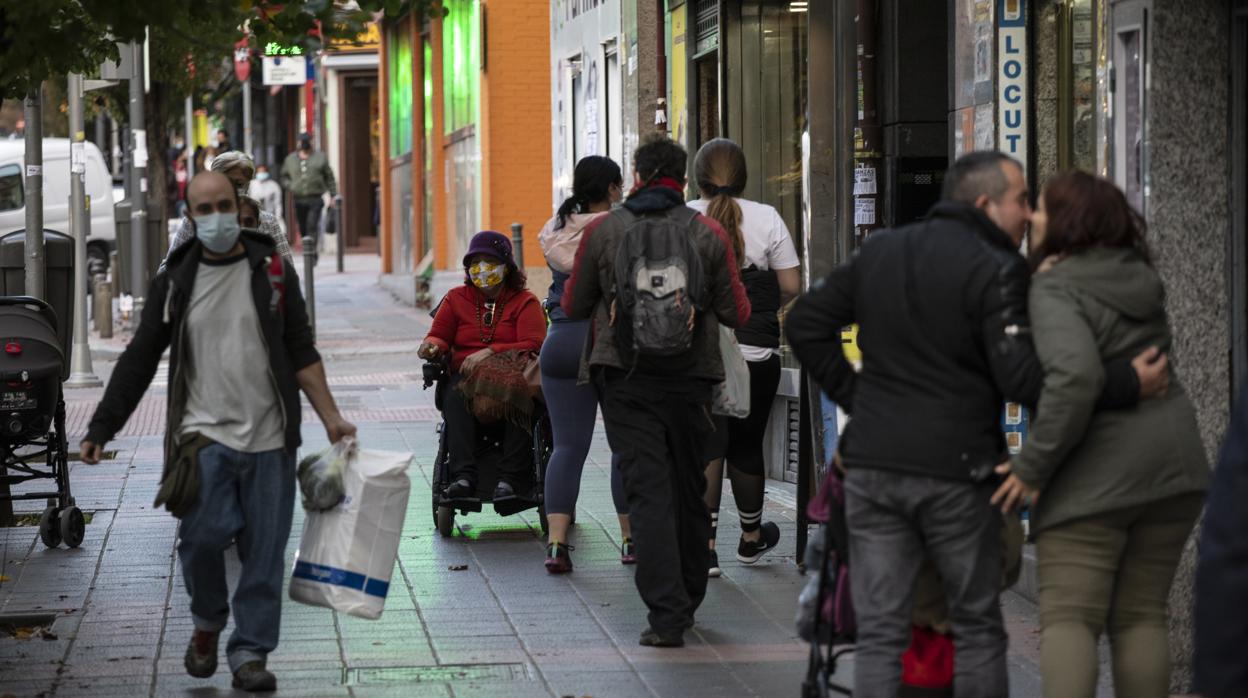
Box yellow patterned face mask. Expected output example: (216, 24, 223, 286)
(469, 261, 505, 290)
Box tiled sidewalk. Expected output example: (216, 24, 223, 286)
(0, 255, 1065, 696)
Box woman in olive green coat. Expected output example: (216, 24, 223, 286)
(993, 171, 1209, 698)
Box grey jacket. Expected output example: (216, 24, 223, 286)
(560, 185, 751, 384)
(1014, 246, 1209, 532)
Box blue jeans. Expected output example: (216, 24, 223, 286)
(843, 468, 1008, 698)
(177, 442, 296, 672)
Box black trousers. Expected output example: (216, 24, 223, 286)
(294, 196, 323, 250)
(598, 368, 714, 634)
(442, 374, 531, 488)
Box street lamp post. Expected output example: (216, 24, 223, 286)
(66, 73, 102, 389)
(23, 89, 44, 300)
(128, 38, 148, 328)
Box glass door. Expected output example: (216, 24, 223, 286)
(1110, 1, 1148, 215)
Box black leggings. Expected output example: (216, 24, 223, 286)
(704, 355, 782, 536)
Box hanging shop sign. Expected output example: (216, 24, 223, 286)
(262, 55, 308, 86)
(997, 0, 1028, 165)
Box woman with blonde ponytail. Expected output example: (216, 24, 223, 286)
(689, 138, 801, 576)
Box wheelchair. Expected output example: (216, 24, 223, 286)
(422, 357, 552, 538)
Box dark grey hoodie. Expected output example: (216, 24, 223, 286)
(1013, 246, 1208, 532)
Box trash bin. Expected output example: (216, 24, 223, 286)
(113, 199, 169, 297)
(0, 229, 76, 371)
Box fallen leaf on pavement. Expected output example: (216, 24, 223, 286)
(448, 564, 468, 571)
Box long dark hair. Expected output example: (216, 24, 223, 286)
(1030, 170, 1152, 268)
(556, 156, 622, 229)
(694, 138, 748, 264)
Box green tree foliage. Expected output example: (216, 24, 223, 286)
(0, 0, 444, 99)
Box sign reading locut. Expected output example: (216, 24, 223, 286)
(997, 0, 1028, 166)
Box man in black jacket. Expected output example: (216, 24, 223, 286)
(80, 172, 356, 693)
(786, 152, 1165, 697)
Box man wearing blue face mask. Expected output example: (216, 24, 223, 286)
(80, 171, 356, 693)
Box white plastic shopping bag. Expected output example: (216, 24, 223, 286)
(712, 325, 751, 418)
(289, 443, 413, 620)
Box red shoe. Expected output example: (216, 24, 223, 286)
(544, 542, 574, 574)
(620, 538, 636, 565)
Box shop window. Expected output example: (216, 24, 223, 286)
(1058, 0, 1106, 172)
(725, 1, 808, 245)
(1110, 1, 1148, 215)
(387, 19, 414, 158)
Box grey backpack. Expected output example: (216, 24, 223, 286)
(611, 206, 705, 356)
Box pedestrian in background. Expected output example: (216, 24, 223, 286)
(1194, 380, 1248, 698)
(81, 171, 356, 693)
(562, 132, 750, 648)
(786, 152, 1164, 697)
(688, 138, 800, 577)
(281, 133, 337, 262)
(537, 155, 632, 574)
(993, 171, 1208, 698)
(249, 164, 285, 236)
(162, 151, 292, 272)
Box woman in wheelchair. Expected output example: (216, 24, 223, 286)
(418, 231, 547, 502)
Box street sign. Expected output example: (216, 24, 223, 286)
(262, 55, 307, 86)
(234, 39, 251, 82)
(997, 0, 1028, 165)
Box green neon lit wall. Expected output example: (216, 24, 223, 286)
(443, 0, 480, 135)
(388, 20, 414, 157)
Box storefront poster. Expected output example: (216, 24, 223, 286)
(997, 0, 1028, 165)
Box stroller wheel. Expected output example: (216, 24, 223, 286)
(436, 506, 455, 538)
(59, 506, 85, 548)
(38, 506, 62, 548)
(538, 504, 548, 536)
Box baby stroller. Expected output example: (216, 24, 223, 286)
(0, 297, 83, 549)
(422, 356, 552, 538)
(798, 467, 855, 697)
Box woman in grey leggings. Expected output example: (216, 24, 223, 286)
(538, 156, 631, 574)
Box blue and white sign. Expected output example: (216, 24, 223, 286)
(997, 0, 1028, 165)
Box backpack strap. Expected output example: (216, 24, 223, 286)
(267, 255, 286, 315)
(673, 204, 701, 227)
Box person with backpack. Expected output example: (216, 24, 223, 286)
(562, 132, 751, 648)
(80, 171, 356, 692)
(688, 138, 800, 577)
(537, 155, 633, 573)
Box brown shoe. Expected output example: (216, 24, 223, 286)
(183, 629, 219, 678)
(232, 661, 277, 692)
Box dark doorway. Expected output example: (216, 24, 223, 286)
(694, 54, 720, 148)
(341, 74, 380, 251)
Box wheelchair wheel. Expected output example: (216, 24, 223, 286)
(431, 422, 449, 528)
(437, 506, 455, 538)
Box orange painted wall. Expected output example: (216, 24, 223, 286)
(480, 0, 552, 270)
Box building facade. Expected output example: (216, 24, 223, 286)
(378, 0, 554, 304)
(321, 23, 382, 252)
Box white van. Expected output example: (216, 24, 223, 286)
(0, 138, 120, 271)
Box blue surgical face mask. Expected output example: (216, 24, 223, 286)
(256, 172, 270, 181)
(192, 212, 242, 254)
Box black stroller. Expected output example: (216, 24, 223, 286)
(422, 357, 552, 538)
(0, 297, 82, 548)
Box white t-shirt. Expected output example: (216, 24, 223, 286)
(687, 197, 800, 360)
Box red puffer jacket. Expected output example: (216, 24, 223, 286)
(424, 285, 546, 373)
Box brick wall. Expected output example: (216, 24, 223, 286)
(481, 0, 554, 273)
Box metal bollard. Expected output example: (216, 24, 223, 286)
(93, 274, 113, 339)
(302, 236, 316, 341)
(510, 223, 524, 268)
(335, 194, 345, 273)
